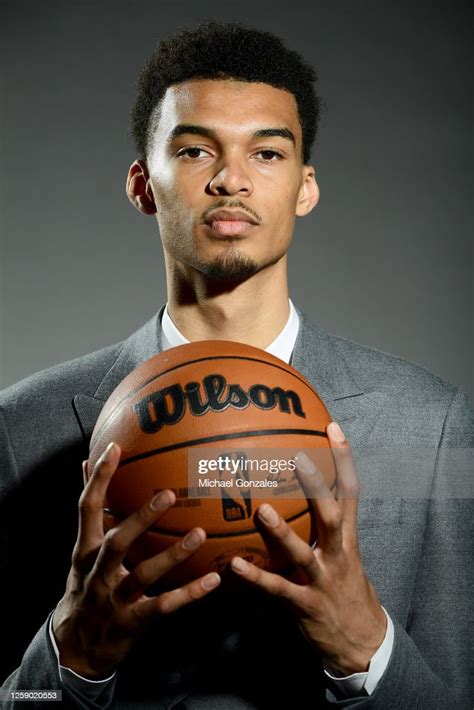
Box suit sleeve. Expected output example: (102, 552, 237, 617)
(1, 613, 117, 709)
(0, 408, 116, 709)
(326, 387, 473, 709)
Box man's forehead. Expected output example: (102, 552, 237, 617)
(154, 79, 302, 142)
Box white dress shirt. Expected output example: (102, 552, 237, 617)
(49, 299, 394, 699)
(160, 299, 300, 364)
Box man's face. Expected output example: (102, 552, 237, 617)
(138, 79, 318, 281)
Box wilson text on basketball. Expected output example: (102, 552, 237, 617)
(133, 374, 306, 434)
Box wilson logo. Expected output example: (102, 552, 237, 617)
(134, 374, 306, 434)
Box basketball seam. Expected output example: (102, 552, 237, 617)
(117, 427, 327, 467)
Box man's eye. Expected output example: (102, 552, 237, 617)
(256, 150, 284, 161)
(177, 147, 208, 159)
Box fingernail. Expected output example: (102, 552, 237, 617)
(231, 557, 249, 574)
(258, 504, 279, 527)
(100, 442, 115, 464)
(328, 422, 346, 443)
(295, 451, 316, 474)
(182, 529, 203, 550)
(202, 572, 221, 590)
(150, 490, 172, 511)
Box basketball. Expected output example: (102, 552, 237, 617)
(87, 341, 335, 587)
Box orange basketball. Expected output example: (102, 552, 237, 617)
(88, 341, 335, 587)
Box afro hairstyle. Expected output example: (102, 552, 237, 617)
(130, 21, 320, 164)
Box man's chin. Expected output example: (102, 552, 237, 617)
(198, 253, 259, 282)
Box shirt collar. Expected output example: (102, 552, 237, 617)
(160, 299, 300, 365)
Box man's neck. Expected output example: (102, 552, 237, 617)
(166, 259, 290, 349)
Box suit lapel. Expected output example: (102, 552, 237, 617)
(73, 307, 165, 440)
(292, 306, 388, 446)
(73, 395, 107, 441)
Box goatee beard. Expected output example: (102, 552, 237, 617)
(199, 249, 259, 281)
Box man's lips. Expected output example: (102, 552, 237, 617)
(204, 209, 259, 237)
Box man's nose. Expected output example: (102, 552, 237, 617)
(208, 156, 253, 197)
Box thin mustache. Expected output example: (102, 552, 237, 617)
(201, 200, 262, 224)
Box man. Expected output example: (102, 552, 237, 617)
(0, 21, 472, 709)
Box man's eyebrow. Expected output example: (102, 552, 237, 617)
(252, 128, 296, 146)
(168, 125, 217, 141)
(168, 124, 296, 147)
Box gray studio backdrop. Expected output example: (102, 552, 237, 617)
(1, 0, 472, 404)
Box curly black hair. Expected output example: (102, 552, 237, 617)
(130, 21, 320, 164)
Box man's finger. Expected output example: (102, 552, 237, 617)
(229, 555, 301, 602)
(326, 422, 359, 544)
(75, 442, 120, 564)
(253, 503, 321, 582)
(113, 525, 207, 604)
(294, 451, 342, 554)
(136, 571, 221, 620)
(93, 489, 177, 586)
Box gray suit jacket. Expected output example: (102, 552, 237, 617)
(0, 306, 472, 709)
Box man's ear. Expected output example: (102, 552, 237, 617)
(295, 165, 320, 217)
(126, 159, 157, 215)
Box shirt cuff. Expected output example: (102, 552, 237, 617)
(48, 612, 116, 699)
(323, 607, 394, 698)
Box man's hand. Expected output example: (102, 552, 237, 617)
(52, 442, 221, 679)
(229, 421, 386, 676)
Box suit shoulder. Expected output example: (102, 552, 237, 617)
(0, 341, 123, 413)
